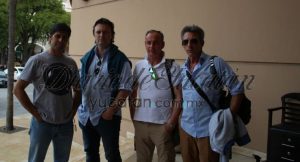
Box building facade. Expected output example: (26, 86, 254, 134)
(69, 0, 300, 153)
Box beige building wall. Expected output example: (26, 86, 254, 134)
(69, 0, 300, 153)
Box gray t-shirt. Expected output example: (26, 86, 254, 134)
(20, 51, 79, 124)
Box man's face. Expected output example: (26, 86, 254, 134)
(93, 24, 113, 49)
(49, 32, 69, 54)
(181, 32, 203, 57)
(145, 32, 165, 58)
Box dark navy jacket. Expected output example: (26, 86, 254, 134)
(80, 44, 131, 101)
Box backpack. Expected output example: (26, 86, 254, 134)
(210, 56, 251, 125)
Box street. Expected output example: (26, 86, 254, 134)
(0, 83, 32, 118)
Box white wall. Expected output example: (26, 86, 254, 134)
(69, 0, 300, 152)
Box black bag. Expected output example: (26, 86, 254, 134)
(210, 56, 251, 125)
(186, 56, 251, 125)
(218, 91, 251, 125)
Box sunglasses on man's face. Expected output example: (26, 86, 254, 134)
(182, 38, 199, 46)
(149, 67, 159, 80)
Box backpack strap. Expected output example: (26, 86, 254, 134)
(165, 59, 175, 99)
(186, 70, 218, 112)
(209, 56, 218, 75)
(185, 56, 222, 112)
(209, 56, 228, 91)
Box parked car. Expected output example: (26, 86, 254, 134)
(4, 66, 24, 81)
(0, 71, 8, 88)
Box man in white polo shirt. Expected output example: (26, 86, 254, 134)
(129, 30, 182, 162)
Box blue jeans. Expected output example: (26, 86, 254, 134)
(79, 116, 122, 162)
(28, 117, 74, 162)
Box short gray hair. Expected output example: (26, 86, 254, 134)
(181, 25, 204, 42)
(145, 29, 164, 41)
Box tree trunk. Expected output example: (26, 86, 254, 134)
(6, 0, 17, 131)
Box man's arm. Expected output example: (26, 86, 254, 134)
(101, 90, 131, 120)
(129, 84, 138, 120)
(13, 80, 43, 122)
(230, 93, 244, 114)
(165, 85, 182, 133)
(69, 87, 81, 119)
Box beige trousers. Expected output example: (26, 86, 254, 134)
(179, 125, 219, 162)
(134, 121, 175, 162)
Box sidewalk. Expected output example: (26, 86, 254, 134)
(0, 114, 136, 162)
(0, 114, 260, 162)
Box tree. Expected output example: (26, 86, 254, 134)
(0, 0, 70, 65)
(16, 0, 70, 64)
(6, 0, 17, 131)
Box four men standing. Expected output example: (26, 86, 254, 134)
(14, 18, 246, 162)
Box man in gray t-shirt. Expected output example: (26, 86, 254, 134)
(14, 23, 81, 162)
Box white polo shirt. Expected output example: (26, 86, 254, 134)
(133, 57, 181, 124)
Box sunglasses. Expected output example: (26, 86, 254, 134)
(149, 67, 159, 80)
(182, 38, 199, 46)
(94, 60, 102, 75)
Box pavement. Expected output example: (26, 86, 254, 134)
(0, 114, 136, 162)
(0, 114, 261, 162)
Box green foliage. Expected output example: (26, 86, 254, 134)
(0, 0, 71, 64)
(16, 0, 70, 41)
(0, 0, 8, 52)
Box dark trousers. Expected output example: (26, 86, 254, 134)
(79, 116, 122, 162)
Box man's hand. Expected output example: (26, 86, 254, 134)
(30, 107, 43, 122)
(35, 114, 43, 123)
(101, 108, 114, 120)
(164, 122, 175, 134)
